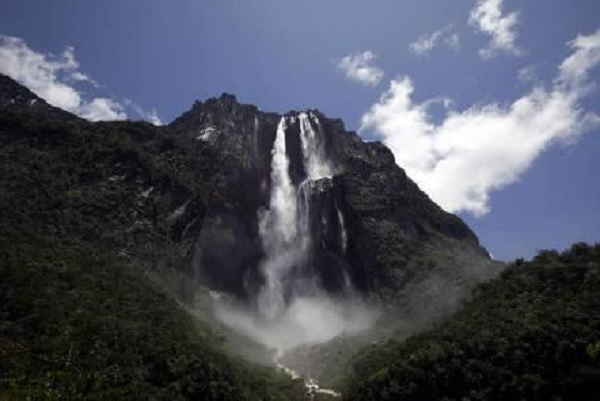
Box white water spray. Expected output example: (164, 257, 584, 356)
(217, 112, 373, 355)
(257, 113, 338, 321)
(257, 117, 303, 320)
(299, 112, 332, 180)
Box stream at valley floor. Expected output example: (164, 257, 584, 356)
(276, 358, 341, 399)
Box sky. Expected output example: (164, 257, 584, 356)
(0, 0, 599, 261)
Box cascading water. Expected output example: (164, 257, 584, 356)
(299, 112, 348, 256)
(298, 112, 332, 180)
(215, 111, 373, 355)
(337, 206, 347, 253)
(257, 112, 339, 320)
(256, 117, 304, 320)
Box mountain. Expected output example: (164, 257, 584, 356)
(0, 72, 498, 399)
(0, 74, 78, 121)
(164, 92, 500, 387)
(169, 93, 497, 302)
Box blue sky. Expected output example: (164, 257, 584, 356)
(1, 0, 599, 261)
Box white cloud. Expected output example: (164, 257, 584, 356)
(0, 35, 162, 124)
(517, 65, 537, 84)
(337, 51, 384, 87)
(144, 109, 162, 126)
(0, 35, 125, 121)
(469, 0, 520, 59)
(78, 98, 125, 121)
(410, 30, 445, 56)
(125, 99, 163, 125)
(360, 30, 600, 216)
(409, 27, 460, 56)
(444, 33, 461, 51)
(559, 32, 600, 85)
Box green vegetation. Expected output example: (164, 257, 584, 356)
(0, 237, 305, 400)
(343, 243, 600, 401)
(0, 110, 305, 400)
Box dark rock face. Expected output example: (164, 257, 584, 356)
(169, 94, 495, 299)
(170, 95, 278, 297)
(301, 178, 350, 292)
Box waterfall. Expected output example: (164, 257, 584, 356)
(257, 112, 346, 320)
(336, 205, 347, 253)
(257, 117, 302, 319)
(216, 112, 373, 354)
(299, 112, 332, 180)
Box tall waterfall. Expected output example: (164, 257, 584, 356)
(216, 112, 373, 352)
(299, 112, 332, 180)
(257, 112, 338, 320)
(257, 117, 304, 320)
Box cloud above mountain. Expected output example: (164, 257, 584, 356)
(410, 27, 461, 56)
(469, 0, 520, 59)
(0, 35, 160, 123)
(337, 51, 384, 87)
(361, 30, 600, 216)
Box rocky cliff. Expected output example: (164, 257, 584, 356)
(169, 93, 496, 306)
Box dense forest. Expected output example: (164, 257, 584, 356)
(343, 243, 600, 401)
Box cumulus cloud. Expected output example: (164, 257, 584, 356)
(469, 0, 520, 58)
(559, 32, 600, 84)
(444, 33, 461, 51)
(144, 109, 162, 126)
(517, 65, 537, 84)
(78, 98, 125, 122)
(337, 51, 384, 87)
(360, 30, 600, 216)
(409, 27, 460, 56)
(125, 99, 163, 125)
(0, 35, 161, 124)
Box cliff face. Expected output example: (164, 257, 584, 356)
(169, 93, 496, 304)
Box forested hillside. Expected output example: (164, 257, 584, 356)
(344, 243, 600, 401)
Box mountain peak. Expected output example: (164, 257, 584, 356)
(0, 73, 78, 121)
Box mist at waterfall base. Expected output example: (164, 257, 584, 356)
(214, 292, 375, 352)
(213, 113, 376, 353)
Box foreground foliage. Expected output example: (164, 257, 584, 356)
(344, 243, 600, 401)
